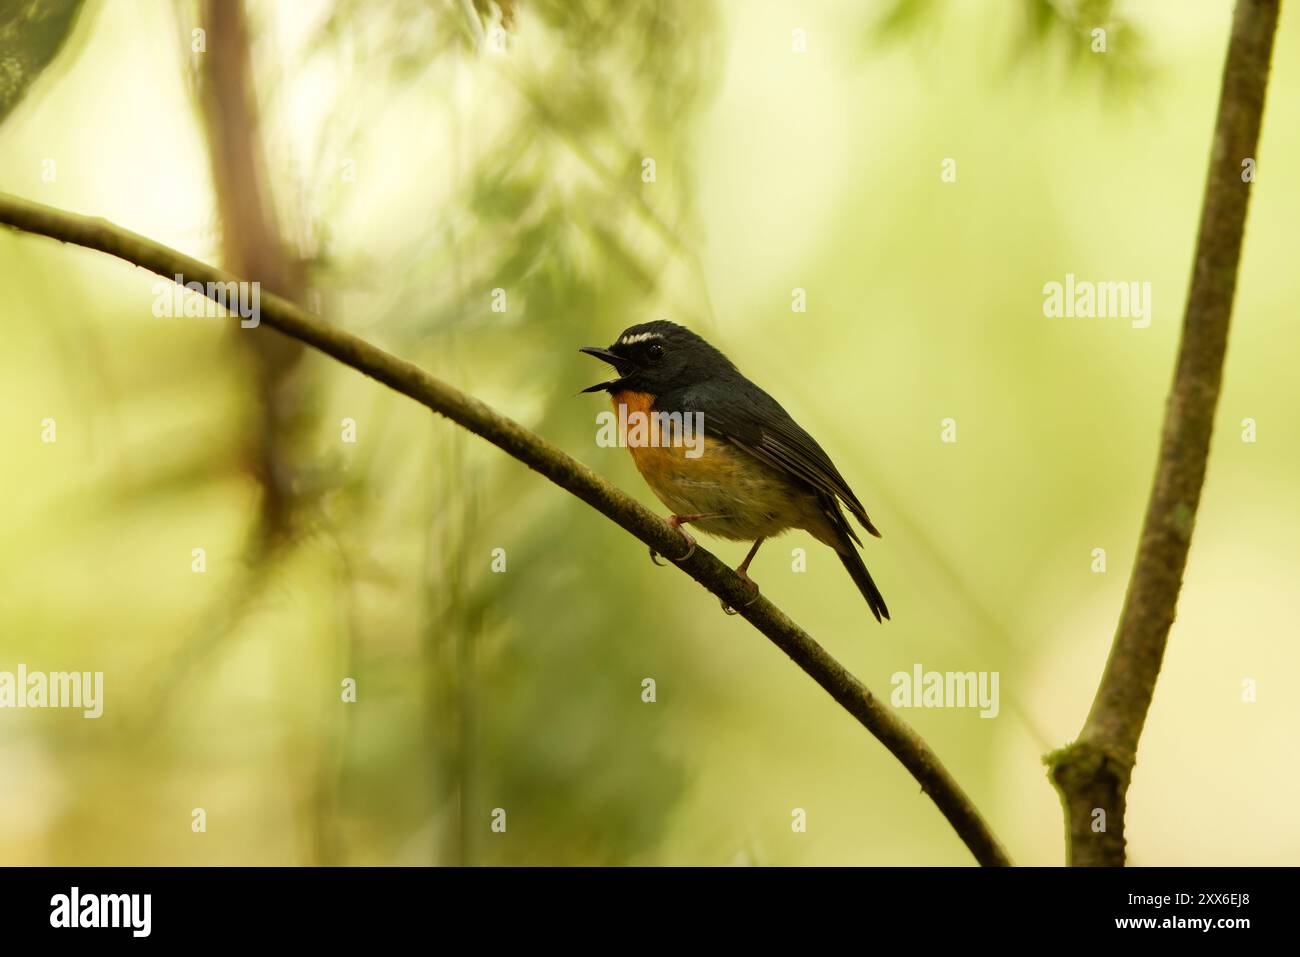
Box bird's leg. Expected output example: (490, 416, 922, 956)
(722, 538, 764, 615)
(648, 513, 721, 565)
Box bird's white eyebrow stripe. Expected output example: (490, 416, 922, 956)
(619, 332, 661, 345)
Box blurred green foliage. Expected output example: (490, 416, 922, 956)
(0, 0, 87, 125)
(1, 0, 1297, 866)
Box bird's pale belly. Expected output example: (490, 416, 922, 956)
(611, 390, 824, 543)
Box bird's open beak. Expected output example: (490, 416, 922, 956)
(579, 346, 628, 393)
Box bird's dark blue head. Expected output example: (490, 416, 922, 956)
(580, 321, 737, 396)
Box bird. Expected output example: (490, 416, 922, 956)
(580, 320, 889, 622)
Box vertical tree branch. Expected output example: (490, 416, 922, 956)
(1048, 0, 1280, 867)
(198, 0, 309, 545)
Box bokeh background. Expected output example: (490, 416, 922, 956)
(1, 0, 1297, 866)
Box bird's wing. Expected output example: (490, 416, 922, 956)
(682, 383, 882, 541)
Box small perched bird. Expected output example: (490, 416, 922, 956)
(581, 321, 889, 622)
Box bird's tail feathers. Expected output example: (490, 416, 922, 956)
(817, 497, 889, 623)
(837, 545, 889, 623)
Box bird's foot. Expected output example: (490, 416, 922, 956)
(721, 569, 761, 615)
(649, 515, 698, 565)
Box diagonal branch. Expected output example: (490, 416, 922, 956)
(1047, 0, 1280, 867)
(0, 190, 1011, 867)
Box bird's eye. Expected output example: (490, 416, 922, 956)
(647, 343, 665, 361)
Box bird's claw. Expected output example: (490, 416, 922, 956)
(650, 539, 695, 565)
(650, 519, 697, 566)
(721, 578, 760, 615)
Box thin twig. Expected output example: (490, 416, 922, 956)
(1047, 0, 1280, 867)
(0, 191, 1011, 867)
